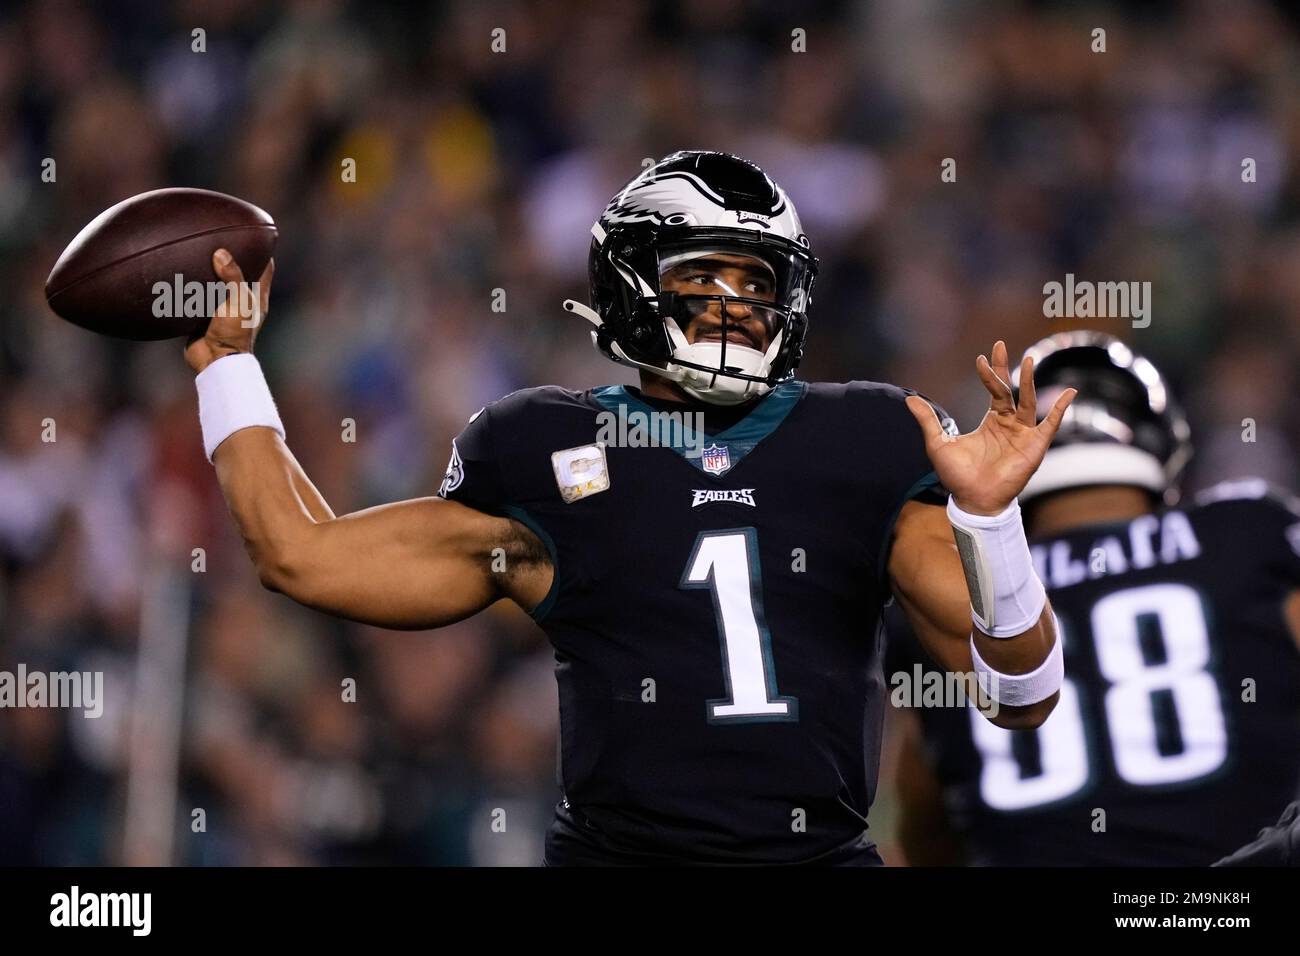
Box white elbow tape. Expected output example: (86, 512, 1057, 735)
(195, 353, 285, 463)
(971, 632, 1064, 707)
(947, 495, 1047, 637)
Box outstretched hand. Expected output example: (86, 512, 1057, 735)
(905, 341, 1076, 516)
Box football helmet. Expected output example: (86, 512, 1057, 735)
(1012, 331, 1193, 504)
(564, 151, 818, 405)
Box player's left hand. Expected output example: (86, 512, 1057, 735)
(906, 340, 1076, 516)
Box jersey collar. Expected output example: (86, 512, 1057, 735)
(590, 380, 807, 476)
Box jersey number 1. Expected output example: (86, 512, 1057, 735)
(681, 529, 799, 723)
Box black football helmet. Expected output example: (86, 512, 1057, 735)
(563, 150, 818, 405)
(1011, 331, 1193, 504)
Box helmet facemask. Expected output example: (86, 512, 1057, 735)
(586, 229, 815, 405)
(568, 151, 818, 405)
(654, 240, 809, 404)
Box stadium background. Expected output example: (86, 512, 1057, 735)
(1, 0, 1298, 864)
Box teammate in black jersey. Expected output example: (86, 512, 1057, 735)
(187, 151, 1076, 865)
(890, 332, 1300, 866)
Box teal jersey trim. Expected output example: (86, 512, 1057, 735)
(502, 505, 559, 622)
(589, 380, 808, 475)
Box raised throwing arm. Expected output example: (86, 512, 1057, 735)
(186, 250, 552, 629)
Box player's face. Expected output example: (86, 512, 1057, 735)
(659, 253, 779, 352)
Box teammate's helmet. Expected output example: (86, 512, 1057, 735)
(1012, 331, 1193, 504)
(563, 151, 818, 405)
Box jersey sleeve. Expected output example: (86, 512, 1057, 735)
(437, 404, 508, 515)
(882, 599, 938, 675)
(896, 387, 955, 508)
(845, 381, 954, 589)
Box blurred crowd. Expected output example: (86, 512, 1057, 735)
(1, 0, 1298, 864)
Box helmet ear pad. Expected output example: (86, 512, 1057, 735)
(589, 236, 671, 365)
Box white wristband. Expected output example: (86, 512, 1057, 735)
(195, 353, 285, 462)
(947, 495, 1047, 637)
(971, 631, 1064, 707)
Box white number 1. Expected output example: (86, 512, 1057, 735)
(681, 529, 798, 722)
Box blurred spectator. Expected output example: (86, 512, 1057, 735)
(1, 0, 1297, 864)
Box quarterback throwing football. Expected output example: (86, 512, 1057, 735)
(187, 151, 1074, 865)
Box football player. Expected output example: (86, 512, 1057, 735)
(889, 331, 1300, 865)
(186, 151, 1075, 865)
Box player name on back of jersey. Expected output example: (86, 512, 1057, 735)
(1031, 509, 1201, 589)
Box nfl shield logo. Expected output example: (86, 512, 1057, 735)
(701, 443, 731, 476)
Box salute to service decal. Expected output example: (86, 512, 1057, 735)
(551, 443, 611, 503)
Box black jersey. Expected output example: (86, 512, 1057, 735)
(888, 479, 1300, 866)
(440, 380, 947, 864)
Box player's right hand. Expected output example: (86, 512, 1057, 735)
(185, 248, 275, 374)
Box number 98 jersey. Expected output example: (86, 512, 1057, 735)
(440, 380, 947, 864)
(889, 479, 1300, 865)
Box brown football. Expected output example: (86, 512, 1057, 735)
(45, 187, 277, 341)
